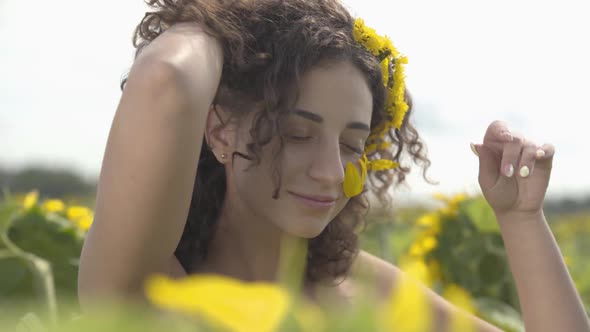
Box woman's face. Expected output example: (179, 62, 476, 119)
(224, 61, 373, 238)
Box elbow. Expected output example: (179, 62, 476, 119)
(77, 269, 149, 314)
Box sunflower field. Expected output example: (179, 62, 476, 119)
(1, 189, 588, 332)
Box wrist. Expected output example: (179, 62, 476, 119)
(494, 209, 546, 231)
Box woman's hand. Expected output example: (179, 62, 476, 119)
(471, 120, 556, 219)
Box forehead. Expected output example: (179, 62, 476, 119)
(294, 61, 373, 125)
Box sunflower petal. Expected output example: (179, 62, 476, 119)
(367, 159, 399, 171)
(360, 155, 369, 184)
(343, 162, 363, 198)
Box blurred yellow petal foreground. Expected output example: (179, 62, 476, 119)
(145, 274, 291, 332)
(380, 274, 433, 332)
(443, 284, 477, 331)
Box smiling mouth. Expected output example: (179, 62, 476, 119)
(288, 191, 337, 209)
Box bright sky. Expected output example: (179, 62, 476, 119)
(1, 0, 589, 205)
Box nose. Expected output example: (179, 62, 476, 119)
(307, 139, 346, 186)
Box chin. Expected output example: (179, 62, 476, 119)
(281, 220, 329, 239)
(295, 228, 324, 239)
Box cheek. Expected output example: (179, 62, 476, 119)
(334, 196, 350, 214)
(231, 141, 282, 199)
(232, 158, 273, 195)
(280, 146, 311, 177)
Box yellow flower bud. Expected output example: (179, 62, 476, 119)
(42, 199, 65, 213)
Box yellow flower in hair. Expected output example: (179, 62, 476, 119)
(343, 18, 408, 198)
(352, 19, 365, 45)
(366, 37, 383, 56)
(365, 141, 392, 155)
(353, 18, 409, 131)
(359, 155, 368, 184)
(382, 36, 401, 58)
(367, 159, 399, 171)
(381, 58, 390, 87)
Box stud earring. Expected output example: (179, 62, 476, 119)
(221, 153, 227, 159)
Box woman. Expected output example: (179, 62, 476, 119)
(78, 0, 589, 331)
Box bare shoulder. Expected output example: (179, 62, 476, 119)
(347, 250, 402, 299)
(349, 250, 504, 332)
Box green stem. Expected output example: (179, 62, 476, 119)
(0, 232, 58, 328)
(1, 231, 24, 256)
(0, 249, 16, 259)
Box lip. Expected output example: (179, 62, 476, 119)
(288, 191, 337, 209)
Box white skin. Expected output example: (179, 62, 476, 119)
(200, 60, 373, 283)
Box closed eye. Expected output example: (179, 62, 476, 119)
(287, 136, 363, 155)
(342, 143, 363, 155)
(288, 136, 312, 142)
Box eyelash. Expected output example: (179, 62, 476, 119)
(288, 136, 364, 155)
(288, 135, 311, 142)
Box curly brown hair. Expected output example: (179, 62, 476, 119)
(126, 0, 436, 286)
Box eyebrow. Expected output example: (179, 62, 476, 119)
(293, 109, 370, 132)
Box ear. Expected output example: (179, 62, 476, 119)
(205, 105, 235, 162)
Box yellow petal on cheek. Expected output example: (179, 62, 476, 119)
(343, 161, 363, 198)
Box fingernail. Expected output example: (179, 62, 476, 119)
(519, 166, 530, 178)
(470, 142, 479, 157)
(504, 164, 514, 177)
(502, 131, 513, 142)
(536, 149, 545, 158)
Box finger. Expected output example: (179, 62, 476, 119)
(483, 120, 514, 146)
(500, 134, 524, 178)
(474, 143, 501, 189)
(534, 143, 555, 170)
(517, 141, 540, 178)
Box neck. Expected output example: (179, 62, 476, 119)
(198, 193, 308, 288)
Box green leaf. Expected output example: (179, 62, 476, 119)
(462, 197, 500, 233)
(0, 257, 32, 297)
(6, 208, 84, 322)
(475, 297, 524, 332)
(8, 208, 83, 298)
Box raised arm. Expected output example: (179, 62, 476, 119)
(77, 23, 223, 311)
(472, 122, 590, 331)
